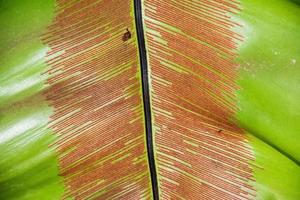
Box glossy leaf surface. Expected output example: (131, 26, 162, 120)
(0, 0, 299, 199)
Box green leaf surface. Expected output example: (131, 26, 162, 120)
(237, 0, 300, 164)
(236, 0, 300, 199)
(0, 0, 65, 199)
(0, 0, 299, 199)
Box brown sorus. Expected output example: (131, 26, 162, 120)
(122, 28, 131, 41)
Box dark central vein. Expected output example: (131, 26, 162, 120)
(133, 0, 159, 199)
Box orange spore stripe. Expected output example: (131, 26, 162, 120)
(42, 0, 151, 199)
(144, 0, 256, 199)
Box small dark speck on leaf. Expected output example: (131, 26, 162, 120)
(217, 129, 223, 133)
(122, 28, 131, 42)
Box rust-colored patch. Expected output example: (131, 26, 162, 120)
(144, 0, 256, 199)
(42, 0, 151, 199)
